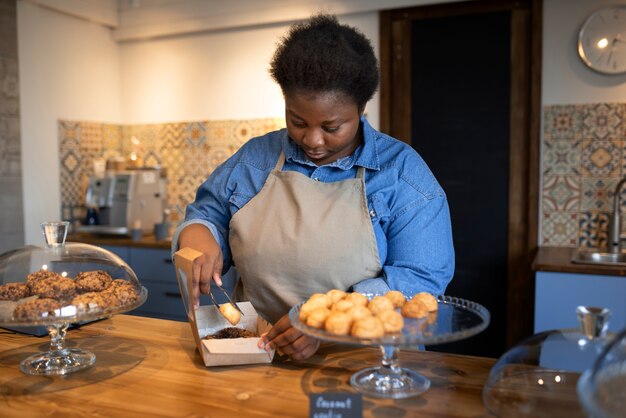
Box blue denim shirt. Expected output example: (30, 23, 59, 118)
(172, 116, 454, 296)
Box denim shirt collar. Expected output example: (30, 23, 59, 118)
(282, 115, 381, 171)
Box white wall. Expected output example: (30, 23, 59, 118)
(17, 0, 626, 246)
(119, 13, 379, 126)
(17, 1, 121, 244)
(543, 0, 626, 105)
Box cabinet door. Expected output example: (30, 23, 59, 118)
(535, 271, 626, 333)
(129, 248, 186, 321)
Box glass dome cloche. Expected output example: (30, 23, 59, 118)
(0, 221, 147, 375)
(482, 306, 614, 418)
(577, 327, 626, 418)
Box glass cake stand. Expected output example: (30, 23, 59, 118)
(0, 221, 148, 376)
(289, 295, 490, 399)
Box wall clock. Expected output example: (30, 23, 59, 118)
(578, 5, 626, 75)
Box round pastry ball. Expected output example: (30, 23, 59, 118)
(306, 307, 332, 329)
(376, 309, 404, 334)
(308, 293, 333, 308)
(368, 295, 395, 316)
(326, 289, 347, 304)
(401, 299, 428, 319)
(384, 290, 407, 308)
(219, 303, 241, 325)
(346, 305, 372, 321)
(331, 299, 354, 313)
(324, 311, 353, 335)
(344, 292, 368, 307)
(351, 315, 385, 339)
(411, 292, 438, 312)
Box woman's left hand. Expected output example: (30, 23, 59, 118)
(258, 314, 320, 360)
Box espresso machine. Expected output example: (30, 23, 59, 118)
(77, 169, 167, 235)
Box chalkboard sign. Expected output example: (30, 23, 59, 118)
(309, 393, 362, 418)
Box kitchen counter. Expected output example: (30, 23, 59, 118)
(533, 246, 626, 276)
(0, 315, 495, 418)
(68, 232, 172, 250)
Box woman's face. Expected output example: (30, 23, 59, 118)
(284, 90, 363, 166)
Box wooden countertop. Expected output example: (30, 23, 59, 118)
(0, 315, 495, 418)
(533, 247, 626, 276)
(68, 232, 172, 250)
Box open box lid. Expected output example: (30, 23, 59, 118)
(174, 247, 274, 366)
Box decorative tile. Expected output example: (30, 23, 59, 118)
(579, 211, 609, 249)
(581, 177, 618, 211)
(544, 105, 583, 140)
(542, 175, 580, 211)
(541, 211, 578, 246)
(542, 138, 581, 175)
(582, 103, 623, 140)
(581, 139, 622, 177)
(186, 122, 206, 147)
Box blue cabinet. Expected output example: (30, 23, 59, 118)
(534, 271, 626, 334)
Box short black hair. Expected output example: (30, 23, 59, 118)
(269, 14, 379, 110)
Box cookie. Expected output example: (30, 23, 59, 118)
(101, 280, 139, 305)
(26, 270, 63, 291)
(74, 270, 113, 293)
(0, 282, 31, 301)
(13, 298, 62, 319)
(71, 292, 109, 314)
(30, 276, 76, 302)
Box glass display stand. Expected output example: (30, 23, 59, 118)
(289, 295, 490, 399)
(0, 221, 147, 375)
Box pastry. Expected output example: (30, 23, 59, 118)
(344, 292, 368, 307)
(401, 299, 429, 319)
(204, 327, 256, 339)
(71, 292, 109, 314)
(331, 299, 354, 313)
(0, 282, 30, 301)
(74, 270, 113, 293)
(299, 298, 326, 321)
(384, 290, 406, 308)
(13, 298, 62, 319)
(367, 295, 394, 315)
(219, 303, 241, 325)
(350, 315, 385, 339)
(346, 305, 372, 321)
(30, 276, 76, 302)
(308, 293, 332, 308)
(324, 311, 353, 335)
(411, 292, 438, 312)
(376, 309, 404, 334)
(326, 289, 347, 304)
(306, 307, 331, 328)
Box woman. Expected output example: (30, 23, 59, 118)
(173, 14, 454, 360)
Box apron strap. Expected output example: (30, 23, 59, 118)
(273, 152, 286, 172)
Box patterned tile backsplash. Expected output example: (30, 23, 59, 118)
(59, 118, 285, 226)
(542, 103, 626, 248)
(60, 103, 623, 248)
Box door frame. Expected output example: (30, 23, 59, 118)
(379, 0, 542, 349)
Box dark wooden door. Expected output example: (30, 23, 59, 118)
(380, 0, 542, 357)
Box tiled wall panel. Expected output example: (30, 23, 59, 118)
(59, 118, 285, 225)
(542, 103, 626, 248)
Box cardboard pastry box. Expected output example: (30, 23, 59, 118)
(174, 247, 275, 367)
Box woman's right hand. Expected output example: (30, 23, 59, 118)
(178, 223, 224, 307)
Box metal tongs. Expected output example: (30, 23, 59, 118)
(208, 283, 244, 316)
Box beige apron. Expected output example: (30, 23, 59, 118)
(229, 152, 382, 323)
